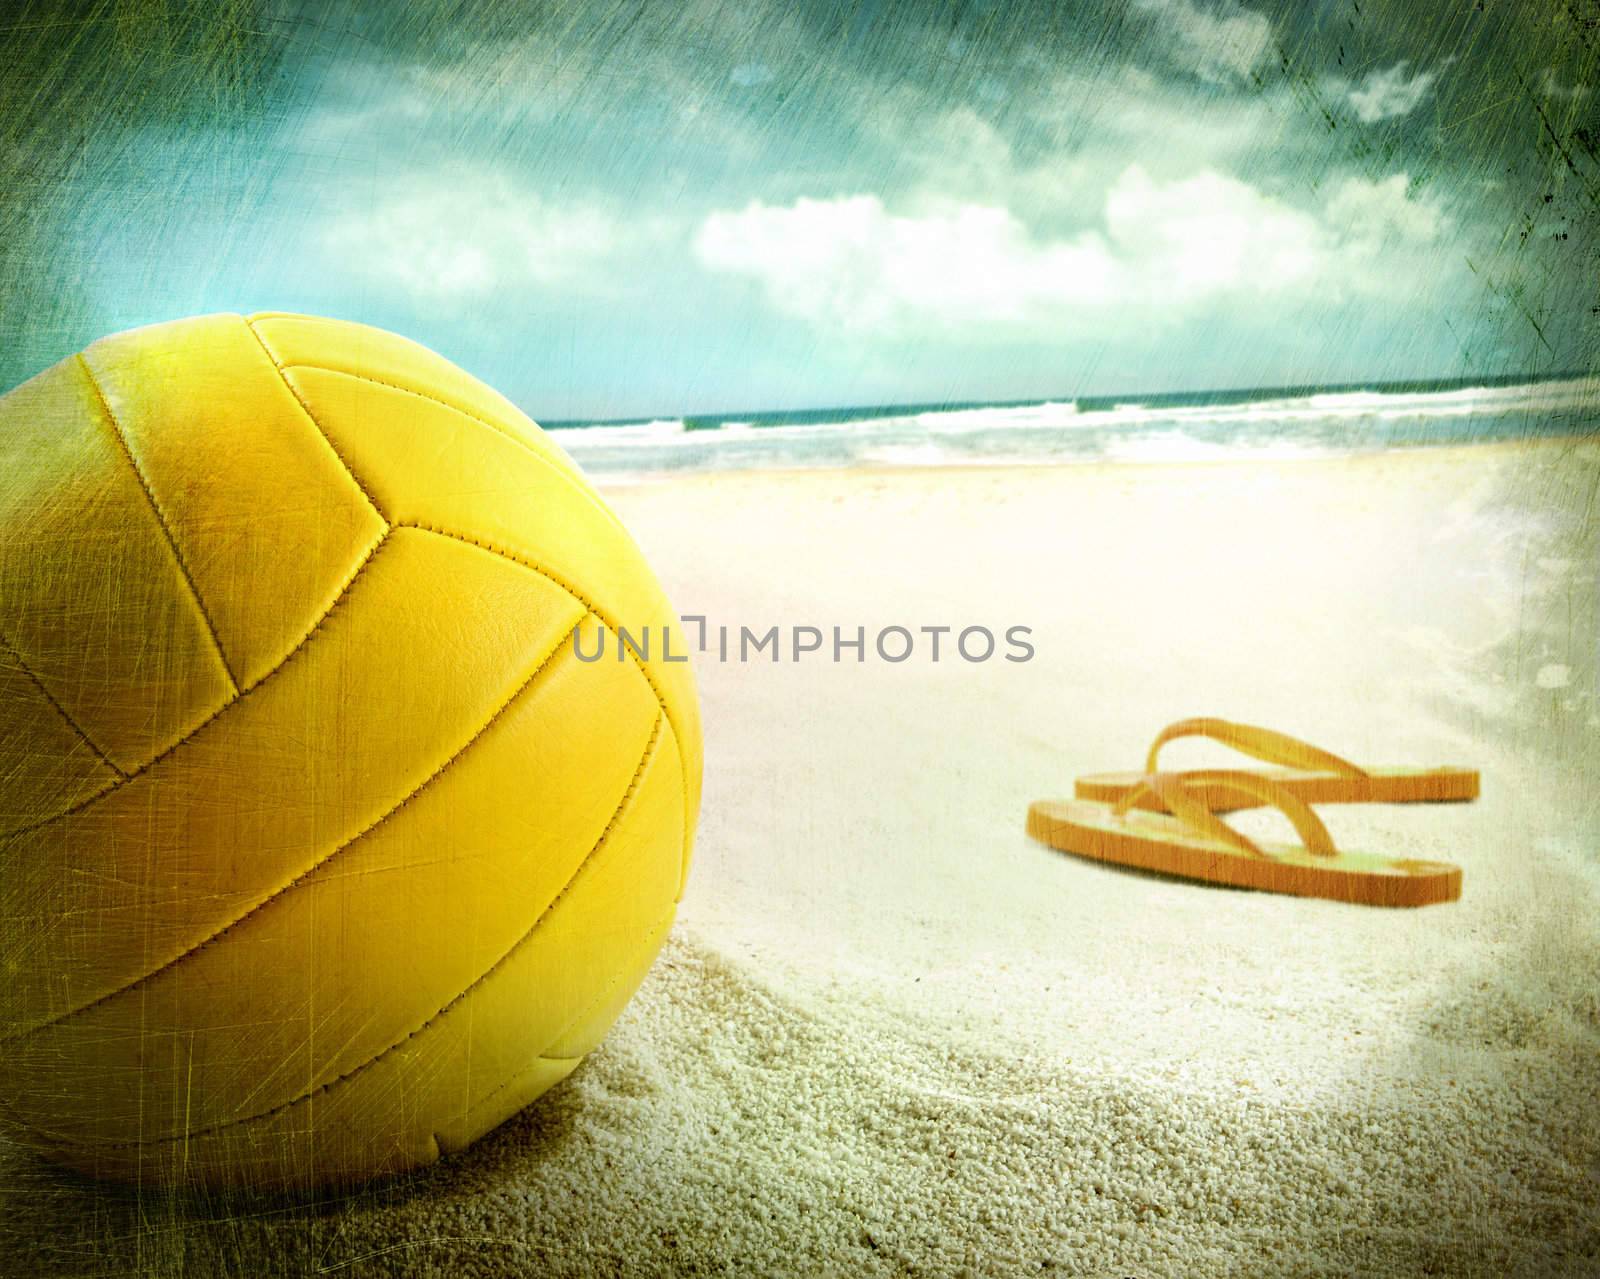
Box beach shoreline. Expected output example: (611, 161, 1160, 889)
(592, 433, 1574, 483)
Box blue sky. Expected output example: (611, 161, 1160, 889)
(3, 0, 1594, 419)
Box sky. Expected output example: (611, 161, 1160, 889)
(1, 0, 1595, 419)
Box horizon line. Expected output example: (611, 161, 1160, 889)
(538, 368, 1592, 429)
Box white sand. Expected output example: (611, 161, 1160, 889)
(2, 442, 1597, 1276)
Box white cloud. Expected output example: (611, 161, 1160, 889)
(1104, 167, 1323, 297)
(1348, 61, 1438, 123)
(319, 168, 637, 304)
(1324, 173, 1444, 245)
(865, 65, 1324, 244)
(1135, 0, 1273, 84)
(694, 166, 1445, 337)
(695, 196, 1118, 330)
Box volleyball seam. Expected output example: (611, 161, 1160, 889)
(74, 713, 667, 1153)
(15, 593, 590, 1040)
(272, 361, 633, 540)
(0, 530, 388, 842)
(243, 312, 588, 505)
(461, 906, 677, 1120)
(78, 354, 242, 696)
(242, 317, 390, 525)
(400, 521, 694, 886)
(0, 629, 126, 780)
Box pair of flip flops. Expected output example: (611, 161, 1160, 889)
(1027, 718, 1478, 907)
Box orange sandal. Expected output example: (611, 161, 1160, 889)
(1074, 718, 1478, 813)
(1029, 769, 1462, 907)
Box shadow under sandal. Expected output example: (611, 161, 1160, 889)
(1029, 769, 1462, 907)
(1074, 717, 1479, 813)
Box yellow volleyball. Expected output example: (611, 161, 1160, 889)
(0, 313, 700, 1191)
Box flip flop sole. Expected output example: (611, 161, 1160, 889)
(1073, 765, 1479, 813)
(1027, 799, 1462, 907)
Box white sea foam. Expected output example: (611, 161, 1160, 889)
(913, 400, 1080, 431)
(552, 377, 1599, 474)
(1101, 431, 1336, 465)
(565, 417, 688, 438)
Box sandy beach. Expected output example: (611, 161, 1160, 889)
(2, 439, 1596, 1277)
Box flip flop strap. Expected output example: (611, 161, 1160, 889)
(1112, 769, 1339, 859)
(1145, 718, 1368, 779)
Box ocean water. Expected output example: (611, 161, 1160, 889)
(543, 375, 1600, 477)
